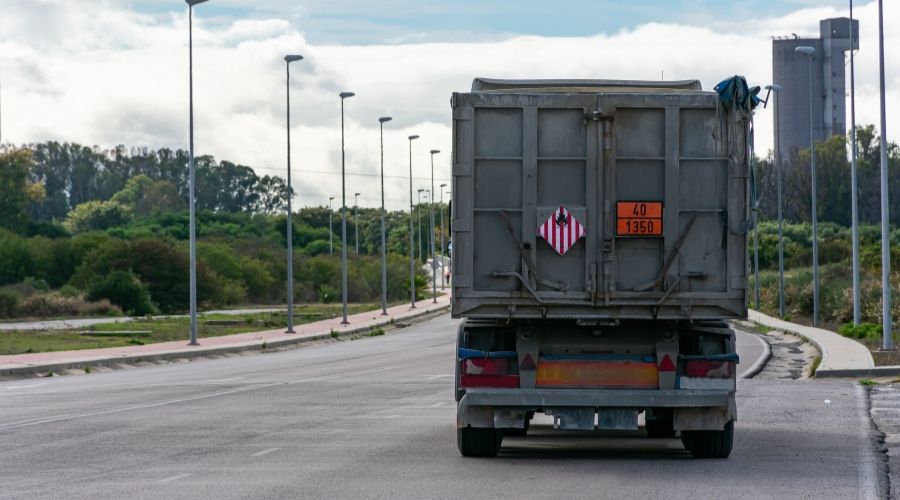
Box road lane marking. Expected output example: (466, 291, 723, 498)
(429, 402, 444, 408)
(158, 473, 192, 483)
(0, 358, 444, 431)
(250, 447, 280, 457)
(425, 374, 452, 380)
(205, 376, 245, 383)
(5, 383, 48, 390)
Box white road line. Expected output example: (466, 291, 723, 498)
(205, 376, 245, 383)
(0, 358, 445, 431)
(158, 473, 192, 484)
(5, 383, 48, 390)
(425, 374, 452, 380)
(429, 402, 444, 408)
(250, 447, 280, 457)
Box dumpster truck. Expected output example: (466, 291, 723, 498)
(451, 77, 753, 458)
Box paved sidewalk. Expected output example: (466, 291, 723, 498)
(748, 309, 875, 376)
(0, 295, 451, 377)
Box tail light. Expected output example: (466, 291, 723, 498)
(685, 360, 735, 378)
(458, 350, 519, 389)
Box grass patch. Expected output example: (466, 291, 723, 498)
(809, 355, 822, 377)
(369, 328, 385, 337)
(84, 364, 91, 374)
(0, 303, 379, 355)
(752, 322, 773, 334)
(859, 378, 877, 387)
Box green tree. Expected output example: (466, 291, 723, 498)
(65, 200, 133, 233)
(0, 149, 34, 233)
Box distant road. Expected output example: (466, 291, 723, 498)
(0, 314, 881, 499)
(0, 307, 285, 331)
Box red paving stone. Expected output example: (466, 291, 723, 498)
(0, 295, 450, 369)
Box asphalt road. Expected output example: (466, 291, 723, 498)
(0, 315, 883, 499)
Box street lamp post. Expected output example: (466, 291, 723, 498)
(429, 150, 440, 303)
(354, 192, 361, 254)
(417, 189, 424, 264)
(766, 84, 785, 318)
(795, 45, 819, 327)
(877, 0, 892, 350)
(339, 91, 355, 325)
(185, 0, 208, 346)
(439, 182, 447, 290)
(283, 54, 303, 334)
(378, 117, 392, 315)
(849, 0, 861, 326)
(408, 135, 419, 308)
(328, 196, 334, 256)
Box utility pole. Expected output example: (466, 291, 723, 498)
(407, 135, 420, 308)
(766, 84, 785, 318)
(378, 117, 392, 315)
(283, 54, 303, 334)
(849, 0, 861, 326)
(795, 45, 820, 327)
(339, 92, 355, 324)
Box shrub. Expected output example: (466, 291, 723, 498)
(0, 290, 19, 318)
(65, 200, 133, 233)
(838, 322, 882, 340)
(87, 270, 156, 316)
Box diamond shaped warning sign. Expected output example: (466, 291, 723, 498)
(537, 206, 585, 256)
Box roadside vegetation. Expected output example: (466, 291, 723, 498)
(0, 144, 441, 322)
(0, 304, 383, 355)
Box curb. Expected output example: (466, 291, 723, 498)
(0, 304, 450, 378)
(748, 309, 875, 376)
(738, 330, 772, 379)
(815, 366, 900, 378)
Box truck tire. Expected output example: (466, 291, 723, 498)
(645, 410, 675, 438)
(457, 427, 502, 457)
(681, 420, 734, 458)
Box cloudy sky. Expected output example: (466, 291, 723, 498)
(0, 0, 897, 209)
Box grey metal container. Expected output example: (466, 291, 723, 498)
(450, 78, 750, 321)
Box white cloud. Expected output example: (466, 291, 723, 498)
(0, 1, 897, 210)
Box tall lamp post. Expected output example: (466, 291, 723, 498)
(329, 196, 335, 256)
(765, 84, 785, 318)
(185, 0, 208, 346)
(876, 0, 892, 350)
(795, 45, 819, 327)
(378, 117, 392, 315)
(354, 192, 361, 254)
(408, 135, 419, 308)
(439, 182, 447, 290)
(849, 0, 861, 326)
(339, 91, 355, 325)
(283, 54, 303, 334)
(429, 150, 440, 303)
(417, 189, 424, 264)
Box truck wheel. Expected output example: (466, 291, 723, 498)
(457, 427, 502, 457)
(645, 410, 675, 438)
(681, 420, 734, 458)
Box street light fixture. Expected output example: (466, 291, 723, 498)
(765, 84, 785, 319)
(354, 192, 361, 254)
(283, 53, 303, 334)
(378, 117, 392, 315)
(439, 182, 447, 290)
(185, 0, 208, 346)
(339, 91, 355, 324)
(429, 150, 440, 303)
(328, 196, 335, 256)
(795, 45, 820, 327)
(408, 135, 419, 308)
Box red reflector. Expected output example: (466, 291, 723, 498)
(460, 374, 520, 388)
(658, 354, 676, 372)
(462, 358, 511, 376)
(685, 360, 735, 378)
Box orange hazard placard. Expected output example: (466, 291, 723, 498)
(617, 201, 663, 237)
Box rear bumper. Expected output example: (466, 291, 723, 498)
(462, 387, 733, 408)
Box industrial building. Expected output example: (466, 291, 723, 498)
(772, 17, 859, 157)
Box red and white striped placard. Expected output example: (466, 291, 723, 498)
(537, 206, 585, 255)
